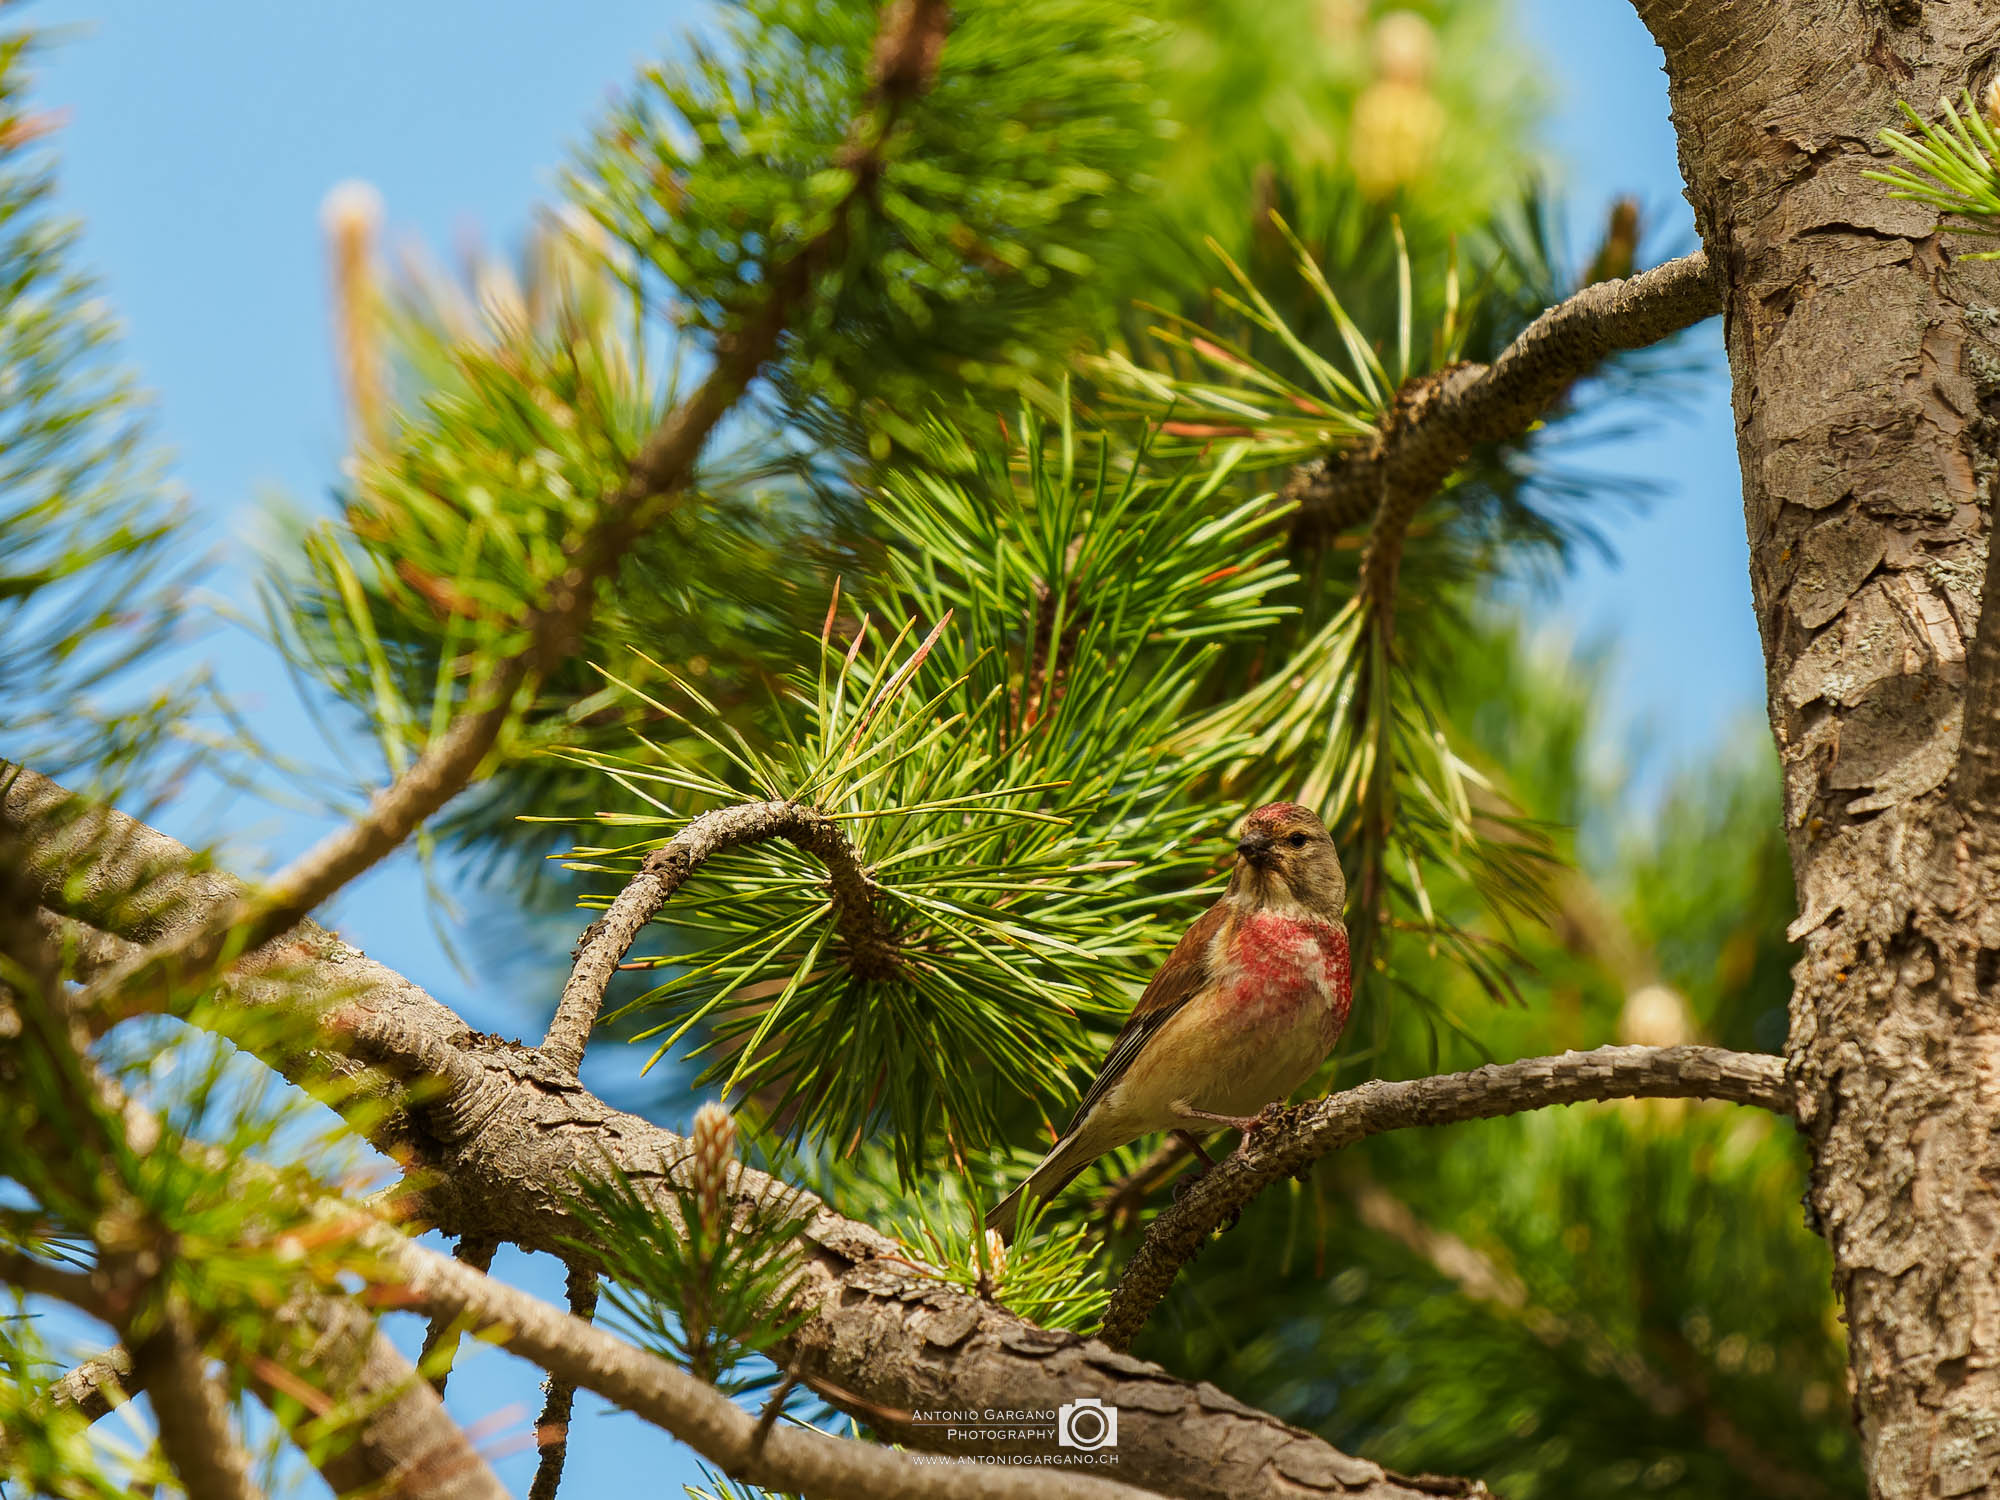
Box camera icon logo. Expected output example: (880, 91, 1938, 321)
(1057, 1397, 1119, 1451)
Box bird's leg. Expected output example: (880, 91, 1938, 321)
(1169, 1099, 1261, 1133)
(1168, 1129, 1218, 1203)
(1231, 1101, 1292, 1157)
(1172, 1099, 1294, 1163)
(1173, 1129, 1218, 1169)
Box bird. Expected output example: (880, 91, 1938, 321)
(985, 801, 1352, 1242)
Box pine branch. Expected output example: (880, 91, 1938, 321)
(45, 1348, 135, 1423)
(1278, 252, 1719, 589)
(128, 1306, 265, 1500)
(34, 1318, 510, 1500)
(3, 1113, 510, 1500)
(264, 1295, 511, 1500)
(528, 1261, 600, 1500)
(545, 801, 890, 1074)
(1096, 1043, 1791, 1349)
(8, 768, 1485, 1500)
(420, 1233, 497, 1394)
(370, 1225, 1154, 1500)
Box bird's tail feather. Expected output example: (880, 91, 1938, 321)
(984, 1136, 1092, 1245)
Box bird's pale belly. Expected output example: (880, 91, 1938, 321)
(1072, 911, 1354, 1151)
(1179, 982, 1339, 1117)
(1112, 970, 1341, 1132)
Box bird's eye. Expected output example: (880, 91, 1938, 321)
(1287, 832, 1308, 848)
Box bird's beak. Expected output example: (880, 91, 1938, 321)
(1236, 831, 1274, 869)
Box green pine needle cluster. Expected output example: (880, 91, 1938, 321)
(557, 409, 1301, 1171)
(0, 28, 195, 795)
(830, 1142, 1112, 1331)
(564, 1121, 814, 1392)
(576, 0, 1164, 438)
(1870, 91, 2000, 256)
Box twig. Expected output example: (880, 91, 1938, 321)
(527, 1261, 600, 1500)
(1097, 1043, 1790, 1349)
(543, 801, 893, 1074)
(1280, 252, 1720, 585)
(46, 1348, 136, 1423)
(1093, 1136, 1196, 1235)
(748, 1360, 804, 1459)
(421, 1233, 497, 1394)
(129, 1305, 266, 1500)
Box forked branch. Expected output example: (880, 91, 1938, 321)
(1282, 252, 1721, 598)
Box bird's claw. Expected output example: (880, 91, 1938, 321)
(1226, 1102, 1291, 1159)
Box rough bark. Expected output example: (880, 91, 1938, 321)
(1628, 2, 2000, 1494)
(274, 1295, 513, 1500)
(45, 1349, 133, 1423)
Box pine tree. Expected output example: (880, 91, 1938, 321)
(11, 1, 2000, 1497)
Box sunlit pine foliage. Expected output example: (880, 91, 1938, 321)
(827, 1142, 1111, 1332)
(575, 0, 1165, 449)
(553, 411, 1300, 1173)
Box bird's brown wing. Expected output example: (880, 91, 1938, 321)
(1062, 900, 1229, 1135)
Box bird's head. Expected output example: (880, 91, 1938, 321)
(1228, 801, 1347, 918)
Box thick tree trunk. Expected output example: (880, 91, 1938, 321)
(1631, 1, 2000, 1494)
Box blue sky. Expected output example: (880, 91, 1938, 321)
(22, 0, 1765, 1491)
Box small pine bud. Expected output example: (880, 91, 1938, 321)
(980, 1228, 1008, 1284)
(690, 1101, 736, 1225)
(320, 180, 386, 451)
(1618, 984, 1693, 1048)
(1372, 11, 1439, 87)
(1351, 13, 1444, 200)
(1984, 78, 2000, 131)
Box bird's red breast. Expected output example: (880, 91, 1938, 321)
(1218, 908, 1352, 1039)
